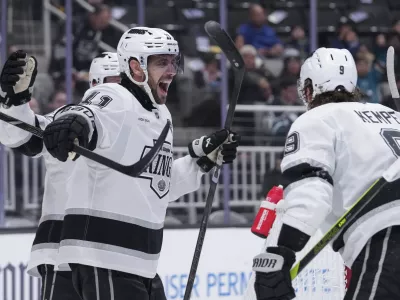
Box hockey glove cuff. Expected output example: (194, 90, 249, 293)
(188, 129, 240, 172)
(0, 50, 37, 107)
(253, 246, 296, 300)
(43, 105, 96, 162)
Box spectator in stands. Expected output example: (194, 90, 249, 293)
(275, 49, 301, 87)
(285, 25, 309, 60)
(235, 45, 272, 104)
(181, 53, 222, 127)
(343, 30, 361, 57)
(374, 33, 387, 66)
(356, 55, 384, 103)
(48, 4, 111, 87)
(235, 4, 283, 58)
(270, 78, 302, 141)
(330, 21, 355, 49)
(45, 91, 68, 114)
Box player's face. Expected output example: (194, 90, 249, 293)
(147, 54, 178, 105)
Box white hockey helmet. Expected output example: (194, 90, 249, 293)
(117, 27, 183, 104)
(298, 47, 357, 107)
(89, 52, 120, 88)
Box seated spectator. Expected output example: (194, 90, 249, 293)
(270, 78, 302, 141)
(48, 4, 111, 85)
(275, 49, 301, 87)
(285, 25, 310, 60)
(330, 21, 355, 49)
(374, 33, 387, 67)
(241, 45, 275, 81)
(235, 4, 283, 58)
(234, 46, 271, 104)
(356, 56, 384, 104)
(343, 30, 361, 57)
(46, 91, 68, 114)
(179, 53, 222, 126)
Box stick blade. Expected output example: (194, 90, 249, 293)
(386, 46, 400, 111)
(204, 21, 244, 70)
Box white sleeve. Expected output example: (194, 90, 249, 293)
(169, 155, 204, 202)
(0, 104, 36, 147)
(280, 114, 336, 237)
(55, 85, 127, 150)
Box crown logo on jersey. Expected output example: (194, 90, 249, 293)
(139, 140, 172, 199)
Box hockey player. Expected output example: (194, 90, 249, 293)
(40, 27, 239, 300)
(0, 50, 121, 299)
(89, 52, 120, 87)
(252, 48, 400, 300)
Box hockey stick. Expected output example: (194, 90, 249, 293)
(0, 111, 170, 177)
(387, 46, 400, 110)
(182, 21, 245, 300)
(290, 46, 400, 280)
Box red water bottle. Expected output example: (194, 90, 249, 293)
(251, 185, 284, 238)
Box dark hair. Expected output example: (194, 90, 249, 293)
(309, 89, 362, 109)
(302, 79, 361, 109)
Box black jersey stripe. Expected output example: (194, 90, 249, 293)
(61, 214, 163, 255)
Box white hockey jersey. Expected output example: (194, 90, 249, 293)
(56, 82, 204, 278)
(279, 101, 400, 267)
(0, 104, 78, 277)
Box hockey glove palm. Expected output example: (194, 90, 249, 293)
(0, 50, 37, 107)
(43, 113, 92, 162)
(188, 129, 240, 172)
(253, 246, 296, 300)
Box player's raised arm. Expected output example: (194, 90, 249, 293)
(0, 50, 52, 156)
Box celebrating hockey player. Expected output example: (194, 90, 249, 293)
(37, 27, 239, 300)
(253, 48, 400, 300)
(0, 51, 121, 299)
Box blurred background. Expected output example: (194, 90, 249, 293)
(1, 0, 400, 228)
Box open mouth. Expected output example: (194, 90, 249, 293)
(158, 81, 170, 96)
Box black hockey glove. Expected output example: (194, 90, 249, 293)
(0, 50, 37, 107)
(188, 129, 240, 172)
(43, 110, 93, 162)
(253, 246, 296, 300)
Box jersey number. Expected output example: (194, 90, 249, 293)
(339, 65, 344, 75)
(380, 129, 400, 157)
(81, 92, 113, 109)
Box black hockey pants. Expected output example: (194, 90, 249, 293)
(344, 226, 400, 300)
(70, 264, 167, 300)
(39, 264, 81, 300)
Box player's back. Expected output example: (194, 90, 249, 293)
(285, 101, 400, 266)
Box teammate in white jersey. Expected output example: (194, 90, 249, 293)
(252, 47, 400, 300)
(40, 27, 239, 300)
(0, 51, 121, 300)
(89, 52, 120, 87)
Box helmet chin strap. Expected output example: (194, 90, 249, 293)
(125, 69, 158, 105)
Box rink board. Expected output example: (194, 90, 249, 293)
(0, 227, 342, 300)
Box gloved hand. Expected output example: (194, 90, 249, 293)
(0, 50, 37, 107)
(253, 246, 296, 300)
(43, 113, 92, 162)
(188, 129, 240, 172)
